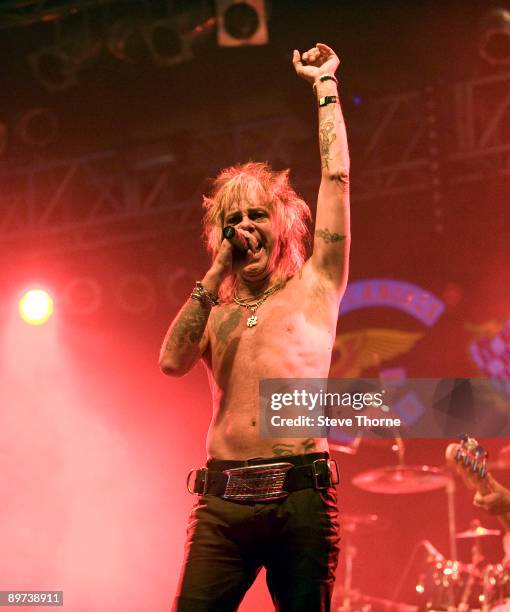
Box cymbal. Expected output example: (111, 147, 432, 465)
(328, 437, 390, 455)
(341, 513, 380, 526)
(341, 513, 387, 534)
(456, 525, 502, 539)
(352, 465, 452, 494)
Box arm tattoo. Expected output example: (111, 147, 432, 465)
(319, 105, 336, 170)
(165, 301, 209, 351)
(315, 228, 345, 244)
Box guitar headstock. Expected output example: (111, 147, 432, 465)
(445, 434, 488, 490)
(446, 436, 510, 532)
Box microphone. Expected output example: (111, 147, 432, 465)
(222, 225, 236, 240)
(222, 225, 249, 252)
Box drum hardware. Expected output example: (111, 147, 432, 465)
(333, 513, 416, 611)
(409, 436, 510, 611)
(338, 514, 380, 611)
(457, 521, 502, 540)
(332, 436, 510, 611)
(332, 586, 418, 611)
(352, 465, 452, 495)
(352, 436, 459, 561)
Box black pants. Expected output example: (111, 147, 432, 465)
(173, 467, 340, 611)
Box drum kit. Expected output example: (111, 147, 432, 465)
(330, 439, 510, 612)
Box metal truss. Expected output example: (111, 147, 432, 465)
(351, 71, 510, 195)
(449, 71, 510, 183)
(351, 89, 437, 202)
(0, 115, 308, 252)
(0, 1, 123, 29)
(0, 150, 203, 252)
(2, 71, 510, 250)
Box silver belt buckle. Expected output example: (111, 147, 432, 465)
(222, 462, 294, 502)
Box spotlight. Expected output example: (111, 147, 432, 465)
(61, 277, 102, 316)
(479, 8, 510, 65)
(107, 19, 150, 64)
(19, 289, 54, 326)
(28, 46, 77, 92)
(216, 0, 268, 47)
(143, 18, 192, 66)
(115, 275, 155, 314)
(17, 108, 59, 148)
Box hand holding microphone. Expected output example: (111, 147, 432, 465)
(209, 225, 253, 282)
(222, 225, 250, 252)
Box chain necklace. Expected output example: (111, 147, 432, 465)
(233, 283, 283, 327)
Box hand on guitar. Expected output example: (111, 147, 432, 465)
(445, 436, 510, 532)
(473, 473, 510, 516)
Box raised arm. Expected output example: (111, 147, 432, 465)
(159, 240, 233, 377)
(293, 43, 350, 294)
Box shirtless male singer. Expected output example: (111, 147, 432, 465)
(160, 42, 350, 612)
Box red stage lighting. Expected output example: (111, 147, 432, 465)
(18, 289, 54, 325)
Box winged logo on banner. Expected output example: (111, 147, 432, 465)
(329, 328, 424, 377)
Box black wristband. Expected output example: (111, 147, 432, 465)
(318, 95, 338, 107)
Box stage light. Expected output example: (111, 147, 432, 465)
(61, 277, 102, 316)
(107, 19, 150, 64)
(143, 18, 192, 66)
(115, 275, 155, 314)
(19, 289, 54, 326)
(479, 8, 510, 65)
(216, 0, 268, 47)
(28, 46, 77, 92)
(17, 108, 59, 148)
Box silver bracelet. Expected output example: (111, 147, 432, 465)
(190, 281, 219, 307)
(312, 73, 339, 93)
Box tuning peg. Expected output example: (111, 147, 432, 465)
(475, 445, 487, 459)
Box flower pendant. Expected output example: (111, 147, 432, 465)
(246, 314, 258, 327)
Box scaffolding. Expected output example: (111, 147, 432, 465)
(1, 71, 510, 251)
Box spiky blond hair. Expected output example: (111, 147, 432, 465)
(202, 162, 311, 302)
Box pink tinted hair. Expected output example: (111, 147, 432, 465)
(202, 162, 311, 302)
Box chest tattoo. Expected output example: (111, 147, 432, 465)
(213, 307, 243, 345)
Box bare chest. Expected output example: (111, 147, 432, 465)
(206, 281, 337, 380)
